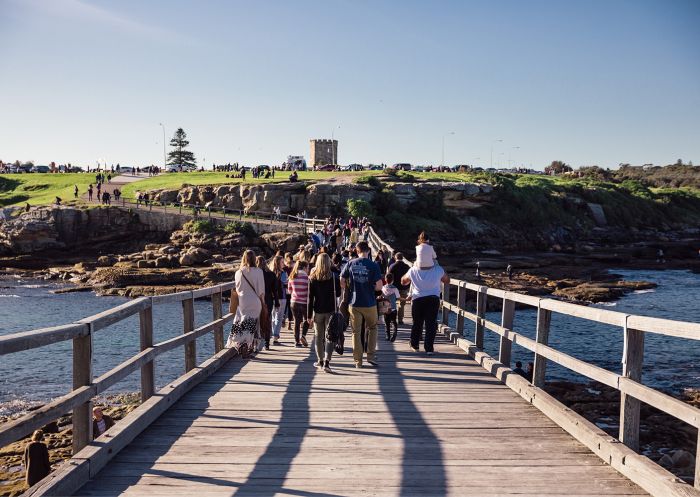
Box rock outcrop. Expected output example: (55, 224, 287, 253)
(146, 181, 492, 217)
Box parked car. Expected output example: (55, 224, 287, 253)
(347, 163, 364, 171)
(165, 164, 196, 173)
(413, 165, 426, 172)
(30, 165, 50, 173)
(391, 163, 412, 171)
(317, 164, 338, 171)
(451, 164, 471, 172)
(368, 164, 384, 170)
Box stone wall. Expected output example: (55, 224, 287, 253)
(310, 139, 338, 166)
(147, 181, 493, 218)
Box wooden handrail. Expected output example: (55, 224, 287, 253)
(5, 207, 700, 489)
(439, 276, 700, 487)
(0, 281, 235, 453)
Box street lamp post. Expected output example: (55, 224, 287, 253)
(509, 146, 520, 169)
(441, 132, 455, 168)
(159, 123, 166, 169)
(490, 139, 503, 168)
(331, 125, 340, 165)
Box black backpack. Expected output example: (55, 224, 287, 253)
(325, 275, 346, 355)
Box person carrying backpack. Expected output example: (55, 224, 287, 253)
(307, 253, 341, 372)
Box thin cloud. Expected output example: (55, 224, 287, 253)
(11, 0, 203, 47)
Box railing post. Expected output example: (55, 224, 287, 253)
(499, 296, 515, 367)
(696, 439, 700, 490)
(533, 302, 551, 387)
(139, 305, 155, 401)
(619, 320, 644, 452)
(72, 329, 92, 454)
(455, 283, 466, 337)
(474, 286, 487, 350)
(441, 281, 451, 325)
(182, 296, 196, 372)
(212, 291, 224, 353)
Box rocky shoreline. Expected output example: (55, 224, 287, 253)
(545, 381, 698, 485)
(0, 393, 140, 497)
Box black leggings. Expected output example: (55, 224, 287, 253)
(384, 310, 398, 338)
(292, 302, 309, 343)
(410, 296, 440, 352)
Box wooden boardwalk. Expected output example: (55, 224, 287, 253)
(74, 313, 647, 497)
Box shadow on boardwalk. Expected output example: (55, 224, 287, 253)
(379, 327, 447, 496)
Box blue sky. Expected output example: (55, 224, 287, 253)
(1, 0, 699, 169)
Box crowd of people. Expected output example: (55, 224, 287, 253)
(225, 212, 451, 371)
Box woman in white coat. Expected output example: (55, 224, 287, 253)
(228, 250, 266, 354)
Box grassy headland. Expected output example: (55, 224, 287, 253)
(0, 174, 96, 207)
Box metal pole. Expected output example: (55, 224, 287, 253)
(160, 123, 166, 169)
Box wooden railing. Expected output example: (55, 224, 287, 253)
(5, 209, 700, 494)
(102, 195, 324, 233)
(0, 283, 235, 454)
(438, 279, 700, 489)
(365, 226, 700, 489)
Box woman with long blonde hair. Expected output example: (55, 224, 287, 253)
(227, 250, 265, 355)
(307, 253, 340, 372)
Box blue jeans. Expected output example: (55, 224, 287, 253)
(271, 299, 286, 338)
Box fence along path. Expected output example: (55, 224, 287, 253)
(0, 213, 696, 496)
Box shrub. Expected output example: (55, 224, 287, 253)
(346, 198, 374, 218)
(183, 219, 217, 234)
(356, 175, 382, 188)
(224, 221, 256, 238)
(396, 171, 417, 183)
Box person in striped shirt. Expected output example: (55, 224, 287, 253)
(288, 260, 310, 347)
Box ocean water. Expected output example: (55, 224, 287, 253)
(1, 269, 699, 416)
(451, 269, 700, 395)
(0, 276, 225, 416)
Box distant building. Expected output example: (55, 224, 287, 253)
(310, 139, 338, 167)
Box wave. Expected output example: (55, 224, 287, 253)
(633, 289, 656, 294)
(598, 302, 617, 307)
(0, 294, 21, 298)
(0, 398, 43, 418)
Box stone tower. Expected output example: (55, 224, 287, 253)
(310, 139, 338, 166)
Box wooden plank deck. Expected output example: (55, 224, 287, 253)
(75, 311, 648, 497)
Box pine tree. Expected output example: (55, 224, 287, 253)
(167, 128, 196, 168)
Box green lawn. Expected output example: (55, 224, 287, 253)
(0, 173, 96, 207)
(119, 170, 380, 198)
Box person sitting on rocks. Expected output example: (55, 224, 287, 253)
(512, 361, 528, 379)
(92, 407, 115, 439)
(24, 430, 51, 487)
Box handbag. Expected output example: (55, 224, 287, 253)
(326, 274, 346, 355)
